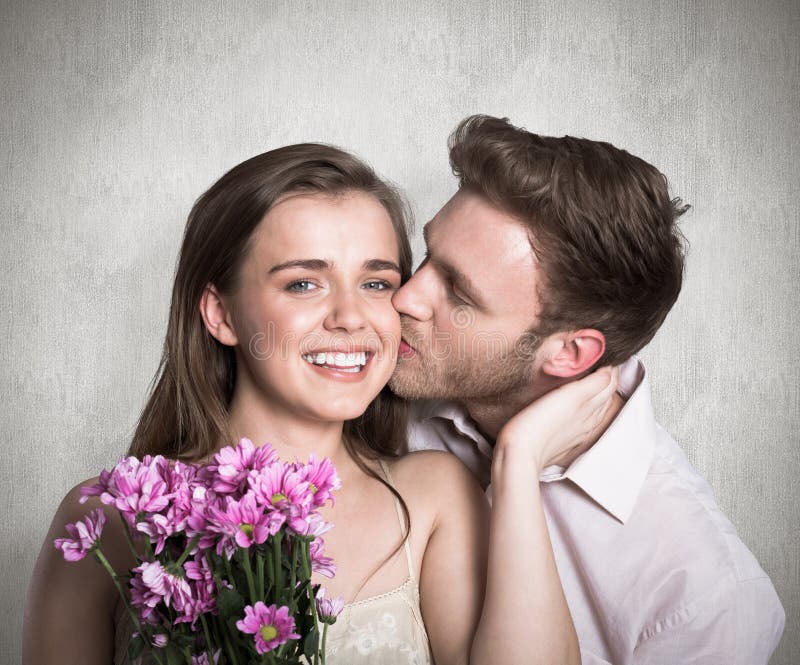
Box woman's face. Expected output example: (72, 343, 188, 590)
(227, 190, 402, 423)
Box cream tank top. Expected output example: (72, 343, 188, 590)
(113, 460, 433, 665)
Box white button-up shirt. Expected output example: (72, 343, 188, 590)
(405, 357, 785, 664)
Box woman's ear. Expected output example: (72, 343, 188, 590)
(540, 329, 606, 378)
(199, 283, 239, 346)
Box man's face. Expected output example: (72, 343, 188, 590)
(389, 188, 545, 401)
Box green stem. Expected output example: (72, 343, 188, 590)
(93, 548, 166, 665)
(93, 548, 141, 635)
(118, 513, 142, 563)
(135, 516, 155, 561)
(265, 548, 274, 599)
(223, 553, 235, 586)
(300, 542, 321, 663)
(272, 531, 283, 604)
(299, 539, 311, 578)
(241, 549, 258, 605)
(321, 623, 328, 665)
(257, 551, 265, 600)
(218, 555, 242, 665)
(220, 616, 240, 665)
(200, 614, 215, 663)
(289, 540, 298, 612)
(175, 535, 200, 568)
(209, 615, 225, 657)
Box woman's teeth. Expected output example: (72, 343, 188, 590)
(302, 351, 368, 372)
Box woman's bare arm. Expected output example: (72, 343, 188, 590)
(23, 479, 133, 665)
(472, 367, 618, 665)
(408, 451, 490, 665)
(416, 369, 617, 665)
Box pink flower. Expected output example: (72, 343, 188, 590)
(135, 507, 180, 555)
(315, 588, 345, 624)
(310, 537, 336, 578)
(236, 602, 299, 654)
(80, 455, 174, 527)
(206, 492, 285, 558)
(53, 508, 106, 562)
(249, 463, 311, 514)
(295, 454, 341, 509)
(81, 457, 201, 554)
(191, 649, 221, 664)
(178, 554, 218, 626)
(286, 511, 333, 538)
(209, 438, 279, 495)
(129, 560, 193, 621)
(185, 485, 219, 552)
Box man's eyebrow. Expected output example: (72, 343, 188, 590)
(268, 258, 401, 274)
(422, 222, 485, 306)
(439, 259, 485, 306)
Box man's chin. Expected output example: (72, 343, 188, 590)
(387, 365, 444, 401)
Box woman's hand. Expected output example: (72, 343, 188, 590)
(495, 366, 620, 472)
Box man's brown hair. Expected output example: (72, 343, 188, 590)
(449, 114, 689, 366)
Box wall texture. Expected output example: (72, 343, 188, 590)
(2, 1, 797, 663)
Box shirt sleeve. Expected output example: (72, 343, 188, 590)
(633, 575, 785, 665)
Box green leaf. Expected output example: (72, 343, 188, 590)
(273, 657, 303, 665)
(127, 634, 145, 662)
(171, 631, 195, 649)
(218, 585, 246, 620)
(303, 627, 320, 661)
(164, 643, 183, 665)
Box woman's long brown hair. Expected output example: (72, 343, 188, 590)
(128, 143, 414, 536)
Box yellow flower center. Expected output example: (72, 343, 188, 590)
(309, 482, 318, 494)
(239, 523, 254, 537)
(260, 624, 278, 642)
(271, 492, 288, 505)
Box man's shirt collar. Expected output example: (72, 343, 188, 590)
(419, 357, 656, 523)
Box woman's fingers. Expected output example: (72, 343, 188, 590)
(584, 366, 620, 434)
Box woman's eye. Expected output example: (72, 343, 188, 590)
(286, 280, 318, 293)
(363, 280, 393, 291)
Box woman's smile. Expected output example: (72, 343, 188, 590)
(302, 349, 374, 381)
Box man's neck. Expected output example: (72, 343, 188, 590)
(463, 380, 551, 444)
(464, 382, 627, 468)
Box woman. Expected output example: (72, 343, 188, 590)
(24, 144, 616, 664)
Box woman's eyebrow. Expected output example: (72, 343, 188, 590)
(269, 259, 330, 273)
(268, 258, 400, 274)
(363, 259, 401, 273)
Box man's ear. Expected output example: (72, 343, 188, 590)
(199, 283, 239, 346)
(540, 329, 606, 378)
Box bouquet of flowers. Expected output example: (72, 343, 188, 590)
(54, 438, 345, 665)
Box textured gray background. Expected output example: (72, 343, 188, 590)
(2, 1, 798, 663)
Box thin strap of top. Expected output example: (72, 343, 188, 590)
(378, 459, 415, 582)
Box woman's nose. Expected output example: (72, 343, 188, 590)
(323, 288, 368, 333)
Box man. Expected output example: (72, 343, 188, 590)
(390, 115, 785, 664)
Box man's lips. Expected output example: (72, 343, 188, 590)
(398, 339, 416, 359)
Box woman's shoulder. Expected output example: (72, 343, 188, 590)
(386, 451, 485, 504)
(55, 475, 103, 517)
(390, 449, 470, 474)
(49, 475, 135, 567)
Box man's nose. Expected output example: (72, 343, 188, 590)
(392, 267, 434, 321)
